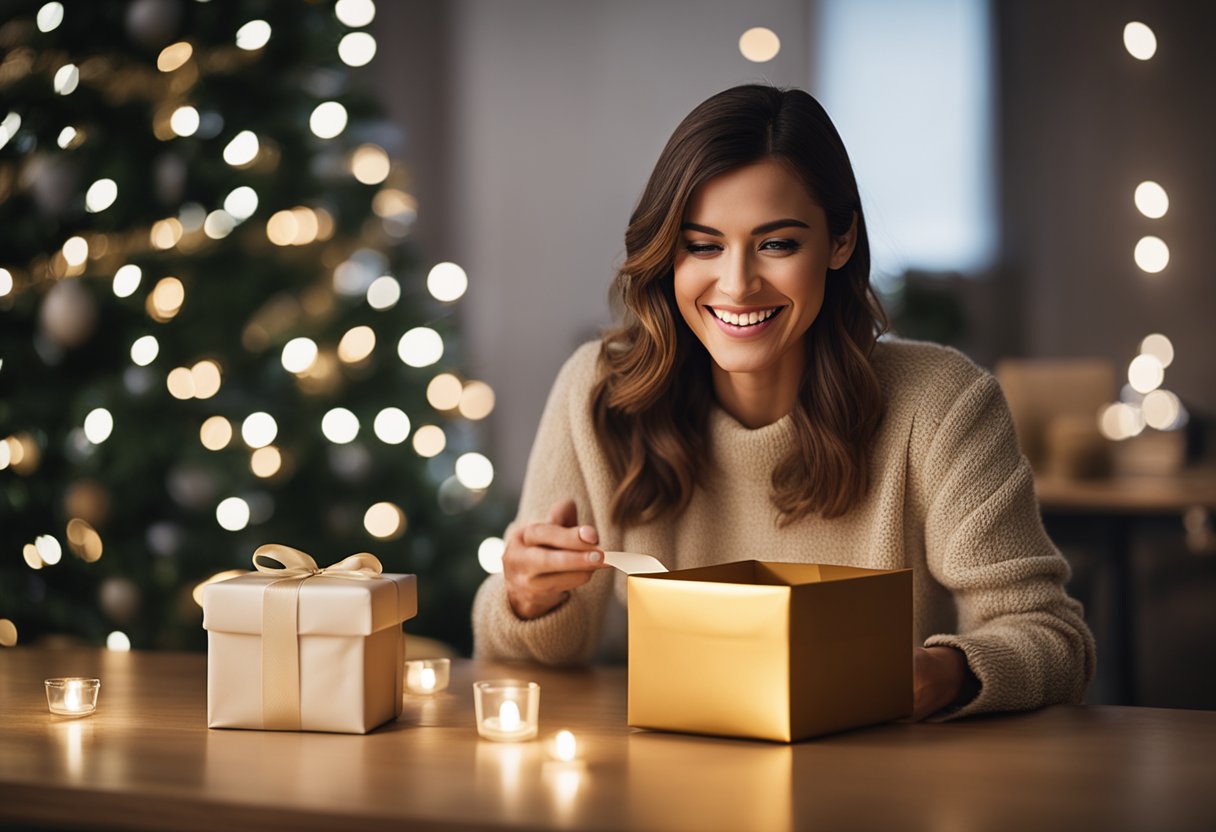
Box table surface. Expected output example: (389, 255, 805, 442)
(1035, 467, 1216, 513)
(1, 649, 1214, 832)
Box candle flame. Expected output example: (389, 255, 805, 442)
(555, 729, 577, 762)
(64, 681, 83, 712)
(420, 667, 436, 691)
(498, 699, 521, 731)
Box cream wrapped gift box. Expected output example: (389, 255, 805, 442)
(203, 544, 417, 734)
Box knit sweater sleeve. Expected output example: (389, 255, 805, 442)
(470, 342, 614, 664)
(917, 366, 1097, 719)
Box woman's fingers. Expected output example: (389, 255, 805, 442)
(520, 520, 600, 552)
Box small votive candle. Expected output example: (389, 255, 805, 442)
(45, 677, 100, 716)
(404, 658, 450, 694)
(474, 680, 540, 742)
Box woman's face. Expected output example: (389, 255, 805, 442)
(673, 159, 855, 384)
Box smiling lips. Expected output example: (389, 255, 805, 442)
(707, 305, 784, 336)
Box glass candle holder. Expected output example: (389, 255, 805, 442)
(404, 658, 450, 694)
(45, 677, 100, 716)
(474, 680, 540, 741)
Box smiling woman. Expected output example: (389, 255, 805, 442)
(473, 85, 1095, 724)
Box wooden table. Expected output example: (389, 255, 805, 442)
(2, 649, 1214, 832)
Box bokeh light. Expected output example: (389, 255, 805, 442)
(53, 63, 79, 95)
(322, 408, 360, 444)
(335, 0, 376, 27)
(150, 218, 184, 250)
(37, 2, 64, 33)
(200, 415, 233, 450)
(191, 360, 222, 399)
(0, 619, 18, 646)
(351, 144, 390, 184)
(1139, 333, 1174, 368)
(1123, 21, 1157, 60)
(455, 452, 494, 490)
(339, 32, 377, 67)
(113, 264, 142, 298)
(1127, 353, 1164, 394)
(366, 275, 400, 309)
(412, 425, 445, 458)
(338, 325, 376, 363)
(459, 381, 496, 420)
(66, 518, 103, 562)
(397, 327, 444, 368)
(426, 373, 463, 410)
(281, 337, 319, 373)
(62, 236, 88, 266)
(203, 210, 236, 239)
(56, 125, 78, 149)
(426, 262, 468, 302)
(739, 27, 781, 62)
(1134, 181, 1168, 219)
(166, 367, 196, 400)
(309, 102, 348, 139)
(478, 536, 506, 574)
(223, 130, 259, 167)
(223, 186, 259, 221)
(35, 534, 63, 565)
(85, 178, 118, 213)
(242, 412, 278, 448)
(364, 501, 406, 539)
(0, 268, 12, 297)
(170, 106, 200, 137)
(1133, 236, 1168, 274)
(236, 20, 272, 50)
(148, 276, 185, 321)
(1142, 389, 1183, 430)
(373, 407, 411, 444)
(157, 41, 193, 72)
(216, 497, 251, 531)
(130, 335, 159, 366)
(82, 408, 114, 444)
(106, 631, 131, 652)
(251, 446, 282, 478)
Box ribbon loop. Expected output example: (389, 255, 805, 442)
(250, 543, 386, 730)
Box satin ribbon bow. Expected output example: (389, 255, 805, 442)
(251, 543, 385, 730)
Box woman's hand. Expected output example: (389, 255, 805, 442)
(911, 646, 969, 720)
(502, 498, 608, 620)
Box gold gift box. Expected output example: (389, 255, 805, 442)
(627, 561, 911, 742)
(203, 570, 417, 734)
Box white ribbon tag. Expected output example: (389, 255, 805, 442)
(603, 551, 668, 575)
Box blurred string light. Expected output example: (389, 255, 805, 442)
(179, 202, 207, 232)
(739, 27, 781, 63)
(427, 262, 468, 302)
(337, 325, 376, 363)
(113, 264, 141, 297)
(397, 327, 443, 368)
(62, 236, 88, 266)
(455, 452, 494, 490)
(321, 408, 360, 443)
(85, 178, 117, 213)
(0, 113, 21, 151)
(250, 446, 282, 478)
(1127, 353, 1164, 394)
(478, 537, 506, 574)
(35, 534, 63, 565)
(82, 408, 113, 444)
(191, 360, 222, 399)
(66, 518, 103, 562)
(1142, 390, 1185, 430)
(23, 543, 44, 569)
(1, 268, 14, 296)
(223, 130, 259, 167)
(150, 217, 184, 249)
(412, 425, 445, 458)
(157, 42, 193, 72)
(1, 434, 40, 475)
(265, 207, 331, 246)
(459, 381, 496, 420)
(1134, 181, 1168, 219)
(350, 144, 390, 184)
(170, 106, 200, 137)
(235, 20, 272, 51)
(373, 407, 410, 444)
(364, 501, 405, 539)
(130, 334, 159, 366)
(335, 0, 376, 28)
(223, 186, 258, 221)
(1123, 21, 1157, 60)
(1139, 333, 1174, 367)
(242, 412, 278, 448)
(216, 497, 251, 531)
(53, 63, 79, 95)
(309, 101, 348, 139)
(1133, 236, 1168, 273)
(167, 367, 195, 399)
(56, 125, 79, 149)
(36, 2, 65, 33)
(281, 337, 319, 373)
(426, 373, 462, 410)
(200, 415, 233, 450)
(203, 210, 236, 239)
(339, 32, 377, 67)
(106, 631, 131, 652)
(147, 276, 185, 321)
(366, 275, 400, 309)
(0, 619, 18, 647)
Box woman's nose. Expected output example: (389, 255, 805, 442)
(718, 248, 761, 300)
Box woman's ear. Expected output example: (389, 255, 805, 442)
(828, 212, 859, 270)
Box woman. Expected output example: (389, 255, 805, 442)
(472, 84, 1095, 721)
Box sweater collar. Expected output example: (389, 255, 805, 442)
(707, 405, 794, 481)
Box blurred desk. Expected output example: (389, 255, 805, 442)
(1036, 468, 1216, 705)
(2, 649, 1215, 832)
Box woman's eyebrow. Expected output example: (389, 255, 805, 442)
(679, 218, 810, 236)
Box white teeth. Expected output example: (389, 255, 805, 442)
(710, 307, 778, 327)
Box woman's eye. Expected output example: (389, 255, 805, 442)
(760, 239, 801, 252)
(684, 242, 719, 255)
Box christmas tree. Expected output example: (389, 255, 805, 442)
(0, 0, 508, 654)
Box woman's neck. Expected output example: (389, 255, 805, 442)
(710, 350, 804, 429)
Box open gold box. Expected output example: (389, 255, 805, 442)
(627, 561, 912, 742)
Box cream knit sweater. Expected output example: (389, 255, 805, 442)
(472, 338, 1096, 718)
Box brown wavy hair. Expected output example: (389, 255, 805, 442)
(592, 84, 888, 527)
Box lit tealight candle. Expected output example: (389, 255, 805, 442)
(404, 657, 450, 695)
(45, 677, 100, 716)
(474, 680, 539, 742)
(554, 729, 577, 763)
